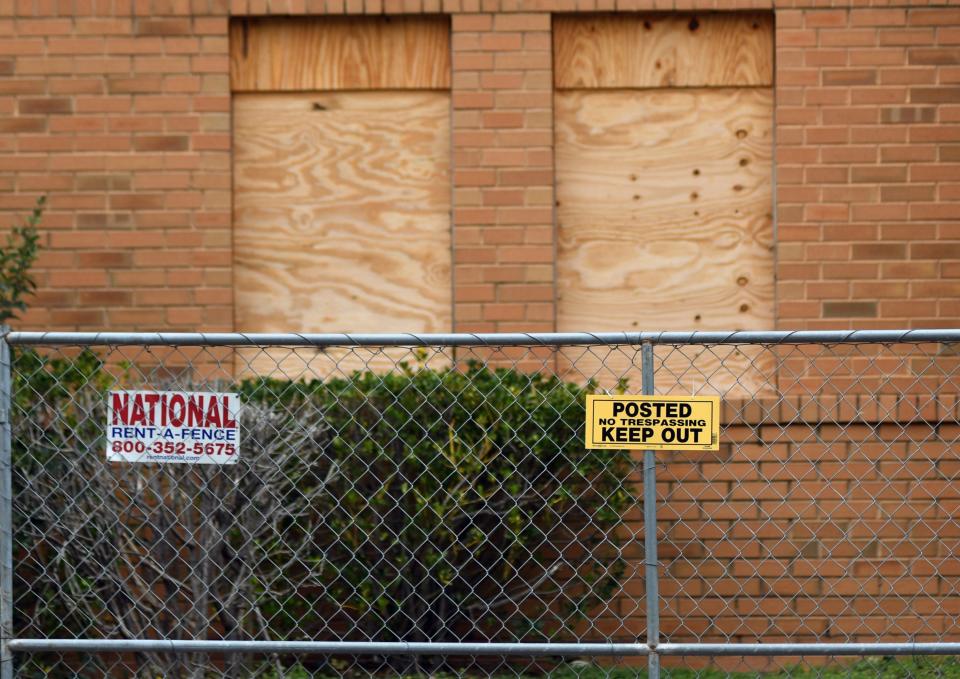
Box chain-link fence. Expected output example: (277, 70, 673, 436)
(2, 330, 960, 679)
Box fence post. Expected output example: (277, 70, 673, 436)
(0, 329, 12, 679)
(642, 342, 660, 679)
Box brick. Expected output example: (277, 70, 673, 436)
(15, 20, 74, 36)
(493, 13, 549, 31)
(452, 52, 494, 71)
(913, 150, 960, 171)
(805, 204, 849, 221)
(133, 56, 190, 73)
(821, 146, 877, 164)
(803, 50, 846, 68)
(109, 193, 165, 210)
(78, 290, 133, 305)
(822, 107, 876, 125)
(823, 262, 879, 279)
(913, 281, 960, 297)
(881, 107, 936, 124)
(481, 188, 524, 206)
(852, 203, 909, 221)
(133, 135, 189, 152)
(942, 27, 960, 46)
(481, 111, 524, 128)
(778, 29, 817, 48)
(880, 29, 935, 46)
(480, 148, 525, 166)
(479, 72, 525, 89)
(194, 17, 227, 34)
(851, 87, 908, 106)
(851, 165, 908, 183)
(806, 242, 849, 260)
(482, 303, 525, 321)
(498, 245, 552, 263)
(108, 77, 163, 94)
(454, 284, 495, 303)
(102, 38, 158, 56)
(49, 78, 104, 95)
(820, 29, 877, 48)
(822, 301, 877, 318)
(451, 14, 491, 30)
(851, 126, 907, 145)
(0, 118, 45, 132)
(804, 10, 846, 28)
(909, 9, 960, 26)
(823, 69, 877, 86)
(851, 243, 906, 260)
(910, 125, 960, 143)
(850, 9, 905, 27)
(912, 243, 960, 259)
(910, 203, 960, 220)
(50, 309, 105, 326)
(454, 169, 496, 186)
(136, 18, 191, 35)
(18, 97, 72, 114)
(806, 126, 848, 144)
(479, 33, 522, 51)
(911, 88, 960, 104)
(850, 48, 907, 68)
(49, 269, 109, 287)
(134, 95, 191, 113)
(807, 282, 849, 299)
(881, 145, 937, 163)
(75, 96, 130, 113)
(497, 130, 552, 147)
(881, 185, 936, 202)
(47, 37, 105, 54)
(909, 49, 960, 66)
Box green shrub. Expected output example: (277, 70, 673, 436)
(240, 360, 635, 646)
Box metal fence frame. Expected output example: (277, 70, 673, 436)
(4, 328, 960, 679)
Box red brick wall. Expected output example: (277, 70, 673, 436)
(656, 395, 960, 646)
(1, 14, 233, 330)
(776, 7, 960, 331)
(0, 2, 957, 334)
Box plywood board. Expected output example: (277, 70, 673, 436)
(554, 13, 773, 89)
(233, 91, 451, 375)
(555, 88, 774, 392)
(230, 16, 451, 92)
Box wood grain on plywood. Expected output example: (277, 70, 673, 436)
(230, 16, 450, 92)
(554, 13, 773, 89)
(233, 92, 451, 367)
(555, 89, 774, 391)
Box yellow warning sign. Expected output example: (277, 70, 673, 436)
(585, 395, 720, 451)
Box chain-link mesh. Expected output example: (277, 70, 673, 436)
(656, 342, 959, 646)
(4, 334, 960, 678)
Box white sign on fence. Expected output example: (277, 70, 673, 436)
(106, 390, 240, 465)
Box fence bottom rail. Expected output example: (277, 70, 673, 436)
(8, 640, 960, 657)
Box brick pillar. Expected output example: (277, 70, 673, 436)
(450, 13, 556, 333)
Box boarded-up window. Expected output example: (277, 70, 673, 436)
(553, 13, 775, 391)
(230, 17, 452, 376)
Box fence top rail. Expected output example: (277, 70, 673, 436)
(4, 329, 960, 347)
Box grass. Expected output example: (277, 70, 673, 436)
(268, 656, 960, 679)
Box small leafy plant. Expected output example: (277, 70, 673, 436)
(0, 195, 43, 324)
